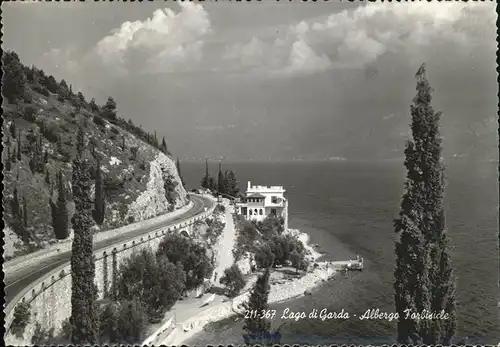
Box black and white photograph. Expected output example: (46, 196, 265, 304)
(2, 0, 498, 345)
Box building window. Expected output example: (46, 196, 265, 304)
(254, 209, 258, 215)
(259, 209, 263, 215)
(271, 196, 278, 204)
(249, 209, 253, 216)
(271, 208, 277, 216)
(241, 207, 247, 216)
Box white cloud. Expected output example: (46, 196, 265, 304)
(94, 2, 211, 74)
(220, 1, 495, 76)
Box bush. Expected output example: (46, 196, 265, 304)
(220, 264, 246, 297)
(32, 84, 50, 97)
(215, 204, 226, 213)
(111, 126, 119, 135)
(116, 249, 186, 321)
(11, 300, 31, 337)
(42, 124, 59, 143)
(22, 105, 36, 123)
(117, 299, 148, 344)
(157, 234, 213, 291)
(31, 322, 54, 345)
(127, 216, 135, 224)
(93, 114, 105, 127)
(255, 243, 275, 269)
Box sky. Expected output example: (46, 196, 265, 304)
(3, 0, 497, 162)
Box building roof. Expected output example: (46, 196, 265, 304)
(247, 193, 266, 198)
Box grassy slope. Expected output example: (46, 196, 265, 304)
(2, 85, 186, 259)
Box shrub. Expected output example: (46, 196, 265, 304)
(22, 105, 36, 123)
(42, 125, 59, 143)
(220, 264, 246, 297)
(11, 300, 31, 337)
(116, 249, 186, 321)
(111, 126, 119, 135)
(255, 243, 275, 269)
(103, 176, 124, 198)
(215, 204, 226, 213)
(157, 234, 213, 291)
(32, 84, 50, 97)
(31, 322, 54, 345)
(127, 216, 135, 224)
(116, 299, 148, 344)
(93, 114, 105, 127)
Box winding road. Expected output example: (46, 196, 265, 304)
(5, 194, 214, 304)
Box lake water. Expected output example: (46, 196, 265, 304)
(181, 160, 499, 345)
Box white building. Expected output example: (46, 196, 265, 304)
(235, 181, 289, 231)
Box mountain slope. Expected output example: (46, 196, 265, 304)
(2, 51, 188, 259)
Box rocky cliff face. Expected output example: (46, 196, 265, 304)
(2, 51, 188, 259)
(126, 152, 188, 222)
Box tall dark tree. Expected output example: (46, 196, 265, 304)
(176, 157, 185, 187)
(9, 121, 16, 138)
(160, 136, 168, 155)
(243, 267, 273, 344)
(76, 126, 85, 158)
(208, 175, 216, 191)
(50, 170, 69, 240)
(22, 196, 28, 227)
(17, 131, 22, 161)
(70, 156, 98, 344)
(2, 51, 27, 103)
(225, 170, 239, 197)
(89, 98, 99, 113)
(200, 158, 209, 189)
(10, 186, 28, 243)
(217, 161, 225, 194)
(393, 64, 456, 345)
(92, 155, 105, 226)
(6, 146, 12, 171)
(102, 96, 117, 122)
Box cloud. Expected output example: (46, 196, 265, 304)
(94, 2, 211, 74)
(220, 1, 495, 76)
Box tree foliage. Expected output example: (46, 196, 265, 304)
(220, 264, 246, 297)
(70, 156, 98, 344)
(242, 267, 277, 345)
(157, 233, 213, 291)
(393, 64, 456, 345)
(116, 248, 186, 320)
(2, 51, 27, 103)
(92, 155, 105, 225)
(50, 170, 69, 240)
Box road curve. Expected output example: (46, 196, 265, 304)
(5, 195, 214, 304)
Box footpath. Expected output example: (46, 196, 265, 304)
(150, 200, 238, 345)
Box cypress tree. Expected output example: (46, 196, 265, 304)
(70, 155, 98, 344)
(121, 135, 125, 151)
(10, 121, 16, 138)
(217, 161, 225, 194)
(92, 155, 105, 226)
(76, 125, 85, 158)
(17, 131, 21, 161)
(22, 196, 28, 227)
(6, 146, 12, 171)
(243, 267, 272, 344)
(51, 170, 69, 239)
(393, 64, 456, 345)
(201, 158, 209, 189)
(176, 157, 185, 187)
(45, 169, 50, 186)
(161, 136, 168, 155)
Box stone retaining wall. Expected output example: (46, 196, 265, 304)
(4, 199, 216, 345)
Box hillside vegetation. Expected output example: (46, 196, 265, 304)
(2, 51, 188, 260)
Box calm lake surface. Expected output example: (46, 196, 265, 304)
(181, 160, 499, 345)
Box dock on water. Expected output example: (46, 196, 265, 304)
(329, 255, 364, 272)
